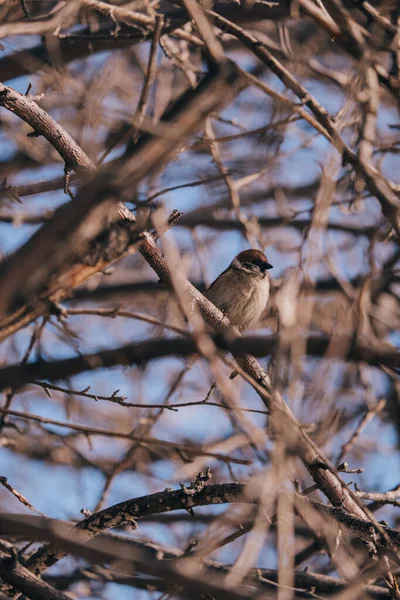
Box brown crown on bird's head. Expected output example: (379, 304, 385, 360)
(235, 249, 273, 272)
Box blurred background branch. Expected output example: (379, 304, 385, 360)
(0, 0, 399, 598)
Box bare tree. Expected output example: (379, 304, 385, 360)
(0, 0, 399, 598)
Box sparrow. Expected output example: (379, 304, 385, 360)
(205, 249, 273, 331)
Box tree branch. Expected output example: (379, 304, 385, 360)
(0, 61, 241, 323)
(0, 1, 291, 82)
(0, 333, 398, 392)
(0, 484, 398, 585)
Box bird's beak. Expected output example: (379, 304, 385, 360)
(266, 262, 273, 270)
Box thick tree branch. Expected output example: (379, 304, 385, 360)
(0, 485, 398, 584)
(0, 546, 71, 600)
(0, 333, 398, 392)
(0, 83, 95, 176)
(0, 219, 148, 342)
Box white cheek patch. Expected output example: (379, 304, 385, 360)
(230, 257, 243, 271)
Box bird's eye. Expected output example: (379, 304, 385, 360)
(244, 261, 258, 270)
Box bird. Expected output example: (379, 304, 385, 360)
(205, 249, 273, 331)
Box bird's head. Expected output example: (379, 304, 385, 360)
(231, 249, 273, 276)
